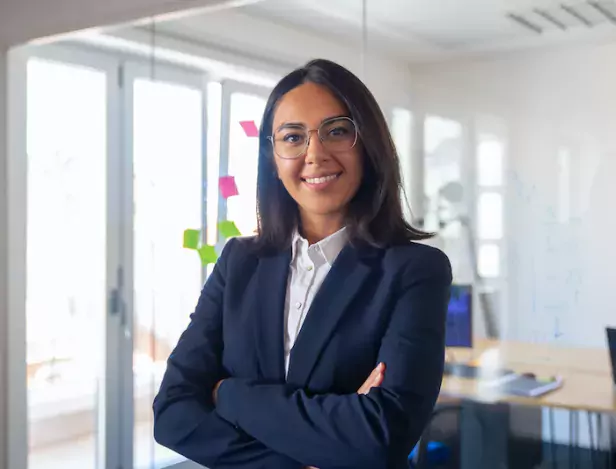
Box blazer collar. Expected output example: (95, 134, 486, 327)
(253, 241, 381, 385)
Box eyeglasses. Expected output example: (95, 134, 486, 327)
(268, 116, 358, 160)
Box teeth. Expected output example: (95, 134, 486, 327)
(305, 174, 338, 184)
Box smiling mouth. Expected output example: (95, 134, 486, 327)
(301, 173, 342, 184)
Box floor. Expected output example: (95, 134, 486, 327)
(28, 420, 182, 469)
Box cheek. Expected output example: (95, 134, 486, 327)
(344, 153, 363, 189)
(275, 159, 302, 186)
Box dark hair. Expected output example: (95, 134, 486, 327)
(254, 58, 432, 254)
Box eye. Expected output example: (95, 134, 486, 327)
(282, 133, 305, 145)
(328, 126, 349, 137)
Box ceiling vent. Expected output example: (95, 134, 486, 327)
(507, 1, 616, 33)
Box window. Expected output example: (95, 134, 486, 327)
(131, 74, 204, 469)
(424, 116, 463, 234)
(477, 137, 504, 186)
(478, 192, 503, 240)
(26, 56, 107, 469)
(226, 91, 267, 236)
(478, 244, 500, 278)
(475, 128, 506, 283)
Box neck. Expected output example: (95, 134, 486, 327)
(299, 213, 345, 245)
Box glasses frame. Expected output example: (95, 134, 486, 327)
(267, 116, 359, 160)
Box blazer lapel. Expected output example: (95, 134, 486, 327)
(254, 249, 291, 382)
(286, 244, 376, 388)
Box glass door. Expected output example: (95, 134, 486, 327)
(24, 46, 119, 469)
(122, 62, 207, 469)
(21, 44, 270, 469)
(218, 81, 269, 240)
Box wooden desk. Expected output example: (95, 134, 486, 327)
(442, 339, 616, 412)
(448, 339, 612, 375)
(440, 340, 615, 469)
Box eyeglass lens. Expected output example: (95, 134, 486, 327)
(272, 117, 357, 159)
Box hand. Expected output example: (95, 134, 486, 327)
(213, 379, 224, 405)
(357, 362, 385, 395)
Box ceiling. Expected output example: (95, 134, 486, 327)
(205, 0, 616, 62)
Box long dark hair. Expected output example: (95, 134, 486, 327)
(254, 58, 432, 254)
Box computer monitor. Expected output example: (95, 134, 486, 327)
(606, 327, 616, 386)
(446, 284, 473, 348)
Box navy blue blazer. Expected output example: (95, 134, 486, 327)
(153, 236, 452, 469)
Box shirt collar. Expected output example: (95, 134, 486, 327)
(291, 227, 348, 267)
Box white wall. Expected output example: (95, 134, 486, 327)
(411, 42, 616, 349)
(0, 47, 8, 469)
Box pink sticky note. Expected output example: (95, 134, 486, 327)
(239, 120, 259, 137)
(219, 176, 239, 199)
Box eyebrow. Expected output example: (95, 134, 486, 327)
(275, 114, 349, 132)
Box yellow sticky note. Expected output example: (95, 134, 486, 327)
(183, 229, 200, 249)
(218, 221, 241, 239)
(197, 245, 218, 265)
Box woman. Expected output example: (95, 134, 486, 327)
(153, 58, 452, 469)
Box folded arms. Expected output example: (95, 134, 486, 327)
(153, 240, 452, 468)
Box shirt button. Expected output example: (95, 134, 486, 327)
(306, 265, 313, 271)
(295, 302, 302, 309)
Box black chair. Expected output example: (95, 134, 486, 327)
(414, 403, 464, 469)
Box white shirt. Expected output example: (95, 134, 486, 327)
(283, 227, 348, 375)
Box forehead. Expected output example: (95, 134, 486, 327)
(273, 82, 348, 128)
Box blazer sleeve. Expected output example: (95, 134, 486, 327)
(152, 238, 303, 469)
(215, 247, 452, 469)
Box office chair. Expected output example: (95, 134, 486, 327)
(411, 403, 463, 468)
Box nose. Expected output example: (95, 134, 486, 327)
(304, 130, 329, 164)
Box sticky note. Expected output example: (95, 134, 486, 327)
(218, 220, 241, 239)
(197, 245, 218, 265)
(183, 229, 200, 249)
(219, 176, 239, 199)
(239, 120, 259, 137)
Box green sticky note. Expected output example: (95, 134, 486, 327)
(218, 221, 241, 239)
(183, 229, 200, 249)
(197, 245, 218, 265)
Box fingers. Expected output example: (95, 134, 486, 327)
(357, 362, 386, 395)
(356, 367, 377, 394)
(372, 363, 385, 387)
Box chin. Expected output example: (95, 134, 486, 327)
(301, 202, 346, 217)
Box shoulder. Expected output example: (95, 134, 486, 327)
(382, 241, 452, 284)
(218, 235, 259, 265)
(220, 236, 256, 259)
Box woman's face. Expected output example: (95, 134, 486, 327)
(271, 82, 363, 222)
